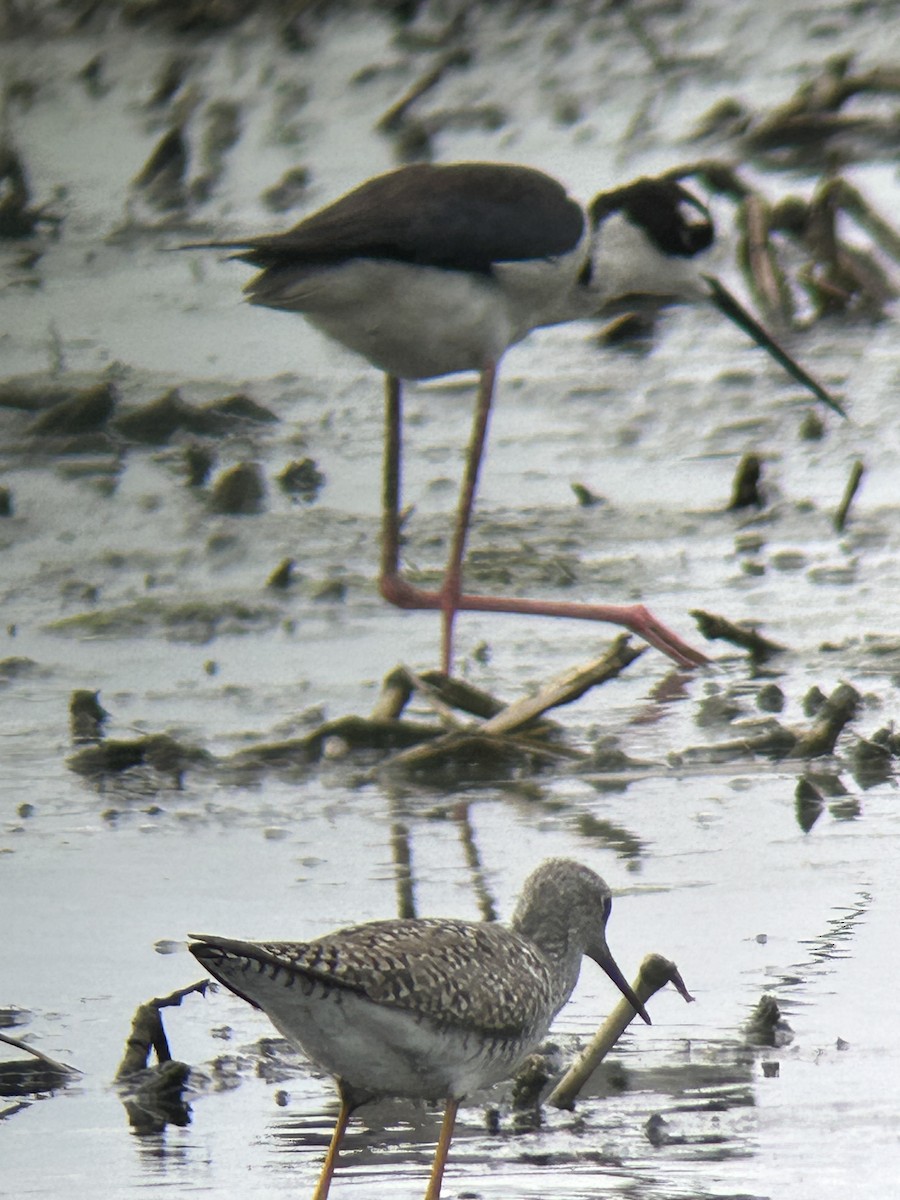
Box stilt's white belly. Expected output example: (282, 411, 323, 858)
(252, 253, 586, 380)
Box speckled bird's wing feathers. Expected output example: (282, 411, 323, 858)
(254, 917, 558, 1037)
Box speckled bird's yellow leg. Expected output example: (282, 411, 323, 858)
(424, 1097, 460, 1200)
(312, 1095, 353, 1200)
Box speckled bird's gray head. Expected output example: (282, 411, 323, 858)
(511, 858, 611, 961)
(511, 858, 650, 1025)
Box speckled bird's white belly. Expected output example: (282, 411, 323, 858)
(260, 975, 533, 1101)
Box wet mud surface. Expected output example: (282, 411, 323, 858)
(3, 3, 900, 1198)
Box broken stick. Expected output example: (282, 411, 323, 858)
(547, 953, 694, 1110)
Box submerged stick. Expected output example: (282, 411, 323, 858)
(0, 1031, 79, 1076)
(548, 954, 694, 1110)
(115, 980, 208, 1081)
(369, 665, 416, 721)
(370, 665, 507, 723)
(703, 274, 846, 417)
(115, 980, 208, 1134)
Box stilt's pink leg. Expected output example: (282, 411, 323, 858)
(376, 374, 709, 671)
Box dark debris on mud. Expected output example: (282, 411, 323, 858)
(62, 646, 900, 803)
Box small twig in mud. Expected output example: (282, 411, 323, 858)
(224, 713, 444, 773)
(547, 954, 694, 1111)
(615, 1, 668, 70)
(369, 666, 506, 724)
(418, 671, 508, 719)
(379, 727, 587, 774)
(372, 666, 508, 723)
(826, 178, 900, 263)
(689, 56, 900, 169)
(676, 154, 899, 322)
(266, 557, 295, 590)
(68, 732, 211, 785)
(571, 481, 604, 508)
(746, 58, 900, 147)
(744, 995, 793, 1047)
(69, 688, 108, 743)
(771, 182, 897, 320)
(368, 665, 416, 721)
(0, 1031, 79, 1076)
(834, 459, 865, 533)
(375, 48, 469, 133)
(675, 719, 798, 764)
(691, 609, 786, 660)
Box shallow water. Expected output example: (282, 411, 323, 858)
(2, 3, 900, 1198)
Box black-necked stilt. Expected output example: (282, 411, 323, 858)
(190, 857, 647, 1200)
(184, 161, 841, 673)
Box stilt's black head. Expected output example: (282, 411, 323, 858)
(589, 177, 714, 260)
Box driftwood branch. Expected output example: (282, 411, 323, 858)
(728, 453, 764, 510)
(482, 636, 644, 735)
(394, 666, 471, 730)
(791, 682, 860, 757)
(379, 637, 643, 772)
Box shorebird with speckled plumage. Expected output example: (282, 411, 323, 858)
(189, 857, 649, 1199)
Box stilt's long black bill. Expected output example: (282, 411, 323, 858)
(702, 274, 847, 418)
(591, 941, 652, 1025)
